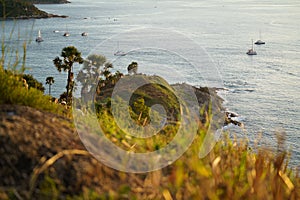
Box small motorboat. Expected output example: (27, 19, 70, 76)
(63, 25, 70, 37)
(63, 32, 70, 37)
(254, 31, 265, 45)
(81, 32, 88, 36)
(254, 39, 265, 45)
(114, 50, 126, 56)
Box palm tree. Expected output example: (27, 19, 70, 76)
(45, 76, 54, 96)
(53, 46, 83, 104)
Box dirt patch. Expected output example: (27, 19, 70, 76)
(0, 104, 149, 199)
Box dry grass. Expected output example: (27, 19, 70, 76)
(0, 102, 300, 199)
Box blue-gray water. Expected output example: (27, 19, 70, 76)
(1, 0, 299, 165)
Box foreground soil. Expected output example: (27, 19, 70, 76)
(0, 104, 154, 199)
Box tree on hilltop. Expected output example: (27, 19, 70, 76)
(45, 76, 55, 96)
(53, 46, 83, 105)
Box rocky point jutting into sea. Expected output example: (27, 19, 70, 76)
(0, 0, 69, 19)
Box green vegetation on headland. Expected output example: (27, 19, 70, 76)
(1, 43, 300, 199)
(0, 0, 68, 19)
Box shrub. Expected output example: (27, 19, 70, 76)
(0, 70, 65, 115)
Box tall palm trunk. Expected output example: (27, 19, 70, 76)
(66, 69, 71, 104)
(49, 84, 51, 96)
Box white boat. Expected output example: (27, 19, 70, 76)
(114, 42, 126, 56)
(81, 32, 88, 36)
(63, 25, 70, 37)
(35, 30, 43, 43)
(255, 31, 265, 45)
(114, 50, 126, 56)
(246, 39, 257, 55)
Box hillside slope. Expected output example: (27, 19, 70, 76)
(0, 104, 145, 199)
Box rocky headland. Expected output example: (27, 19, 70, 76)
(0, 0, 69, 19)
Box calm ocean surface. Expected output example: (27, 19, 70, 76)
(2, 0, 300, 165)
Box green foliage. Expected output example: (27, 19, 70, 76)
(38, 175, 59, 199)
(129, 97, 150, 126)
(23, 73, 45, 92)
(45, 76, 54, 96)
(45, 76, 55, 85)
(54, 46, 83, 105)
(53, 46, 83, 73)
(0, 70, 65, 115)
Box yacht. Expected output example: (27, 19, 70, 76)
(246, 39, 257, 55)
(114, 42, 126, 56)
(35, 30, 43, 43)
(114, 50, 126, 56)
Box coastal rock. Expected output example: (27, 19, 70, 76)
(224, 111, 243, 127)
(6, 14, 68, 20)
(31, 0, 70, 4)
(0, 0, 69, 19)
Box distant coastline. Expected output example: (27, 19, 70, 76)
(3, 14, 68, 20)
(0, 0, 69, 20)
(32, 0, 70, 4)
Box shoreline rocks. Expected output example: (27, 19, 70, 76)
(224, 111, 243, 127)
(2, 14, 68, 20)
(33, 0, 70, 4)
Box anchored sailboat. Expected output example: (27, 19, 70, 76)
(246, 39, 257, 55)
(114, 42, 126, 56)
(35, 30, 43, 43)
